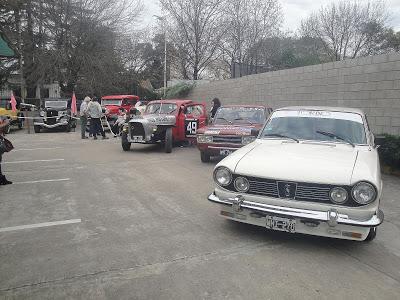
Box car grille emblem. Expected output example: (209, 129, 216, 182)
(277, 181, 297, 199)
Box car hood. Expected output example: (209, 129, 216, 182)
(129, 114, 176, 125)
(198, 123, 263, 136)
(222, 140, 364, 185)
(103, 104, 120, 114)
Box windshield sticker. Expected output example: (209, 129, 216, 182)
(271, 110, 364, 124)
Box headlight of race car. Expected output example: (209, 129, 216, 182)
(352, 182, 377, 205)
(242, 135, 256, 145)
(197, 135, 213, 143)
(213, 167, 232, 187)
(330, 187, 348, 204)
(234, 176, 250, 192)
(39, 111, 45, 117)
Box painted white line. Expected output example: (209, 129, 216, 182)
(13, 147, 63, 152)
(13, 178, 70, 184)
(3, 159, 65, 164)
(0, 219, 81, 233)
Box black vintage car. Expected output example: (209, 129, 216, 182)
(34, 98, 76, 133)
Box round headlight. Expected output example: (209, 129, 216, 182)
(214, 167, 232, 186)
(330, 187, 348, 204)
(39, 111, 45, 117)
(352, 182, 376, 205)
(242, 136, 256, 145)
(234, 177, 250, 192)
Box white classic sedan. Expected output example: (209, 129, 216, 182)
(208, 106, 384, 241)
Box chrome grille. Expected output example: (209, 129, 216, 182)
(213, 136, 242, 144)
(130, 123, 145, 138)
(249, 180, 279, 197)
(295, 185, 330, 201)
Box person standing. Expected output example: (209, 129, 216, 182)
(87, 98, 108, 140)
(0, 117, 12, 185)
(80, 96, 90, 139)
(210, 98, 221, 119)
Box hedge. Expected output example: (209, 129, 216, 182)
(164, 83, 194, 99)
(378, 134, 400, 170)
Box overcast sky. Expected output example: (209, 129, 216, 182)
(141, 0, 400, 32)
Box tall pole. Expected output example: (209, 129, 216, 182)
(163, 22, 167, 99)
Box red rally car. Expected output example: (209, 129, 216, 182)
(101, 95, 139, 126)
(196, 105, 272, 162)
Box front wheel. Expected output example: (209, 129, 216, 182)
(18, 114, 24, 129)
(34, 125, 41, 133)
(164, 127, 172, 153)
(364, 227, 377, 242)
(200, 151, 210, 163)
(121, 131, 131, 151)
(65, 123, 71, 132)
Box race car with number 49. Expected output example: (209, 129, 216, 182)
(196, 105, 272, 162)
(121, 99, 206, 153)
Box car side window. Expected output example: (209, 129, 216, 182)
(185, 105, 204, 117)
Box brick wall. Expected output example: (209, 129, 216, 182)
(187, 53, 400, 135)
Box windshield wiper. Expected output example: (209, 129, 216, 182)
(264, 133, 299, 143)
(216, 117, 232, 124)
(316, 130, 355, 147)
(234, 117, 253, 125)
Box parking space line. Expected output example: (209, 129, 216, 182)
(3, 159, 65, 164)
(13, 178, 70, 184)
(0, 219, 81, 233)
(13, 147, 63, 152)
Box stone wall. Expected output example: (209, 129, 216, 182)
(187, 53, 400, 135)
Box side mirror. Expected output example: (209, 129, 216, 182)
(251, 128, 260, 136)
(374, 134, 385, 147)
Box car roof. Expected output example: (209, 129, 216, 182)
(220, 104, 269, 109)
(148, 99, 194, 105)
(101, 95, 139, 100)
(276, 106, 365, 115)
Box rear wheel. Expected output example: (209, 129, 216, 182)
(121, 131, 131, 151)
(34, 125, 41, 133)
(165, 127, 172, 153)
(364, 227, 377, 242)
(200, 151, 210, 163)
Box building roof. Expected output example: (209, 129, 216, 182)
(0, 33, 17, 58)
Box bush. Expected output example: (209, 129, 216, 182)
(164, 83, 194, 99)
(378, 134, 400, 170)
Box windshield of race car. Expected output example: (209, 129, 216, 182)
(214, 107, 266, 125)
(145, 103, 177, 114)
(261, 110, 367, 145)
(102, 99, 122, 106)
(45, 101, 68, 109)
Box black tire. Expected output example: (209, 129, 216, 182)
(121, 131, 131, 151)
(364, 227, 377, 242)
(34, 125, 41, 133)
(200, 151, 211, 163)
(65, 123, 71, 132)
(18, 113, 24, 129)
(165, 127, 172, 153)
(5, 124, 11, 134)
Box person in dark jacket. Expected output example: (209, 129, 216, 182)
(0, 117, 12, 185)
(210, 98, 221, 119)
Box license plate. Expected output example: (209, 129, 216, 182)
(132, 136, 143, 142)
(220, 149, 233, 156)
(266, 215, 296, 233)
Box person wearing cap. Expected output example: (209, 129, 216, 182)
(80, 96, 91, 139)
(0, 117, 12, 185)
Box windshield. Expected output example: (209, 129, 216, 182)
(145, 103, 177, 114)
(261, 110, 367, 144)
(45, 101, 67, 108)
(214, 107, 266, 125)
(102, 99, 122, 106)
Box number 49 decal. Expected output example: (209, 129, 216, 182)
(185, 119, 198, 137)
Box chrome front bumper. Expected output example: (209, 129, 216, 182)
(208, 193, 384, 228)
(34, 121, 68, 128)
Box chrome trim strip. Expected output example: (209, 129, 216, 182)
(208, 146, 239, 150)
(208, 193, 384, 227)
(33, 122, 68, 128)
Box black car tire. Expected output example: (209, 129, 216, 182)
(200, 151, 211, 163)
(65, 123, 71, 132)
(165, 127, 172, 153)
(18, 113, 24, 129)
(34, 125, 41, 133)
(121, 131, 131, 151)
(5, 124, 11, 134)
(364, 227, 377, 242)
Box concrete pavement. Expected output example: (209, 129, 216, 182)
(0, 130, 399, 299)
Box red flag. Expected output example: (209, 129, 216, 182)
(10, 91, 17, 112)
(71, 92, 77, 115)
